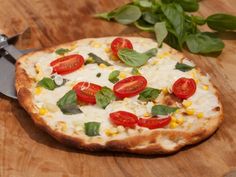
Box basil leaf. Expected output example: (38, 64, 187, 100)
(88, 53, 112, 66)
(152, 105, 178, 116)
(131, 67, 141, 75)
(138, 87, 161, 101)
(177, 0, 199, 12)
(186, 33, 225, 53)
(175, 62, 194, 72)
(108, 70, 120, 84)
(95, 87, 116, 109)
(57, 90, 82, 115)
(138, 0, 152, 8)
(192, 15, 206, 25)
(96, 73, 101, 78)
(113, 5, 142, 25)
(207, 13, 236, 31)
(161, 3, 185, 47)
(38, 77, 56, 90)
(142, 11, 159, 25)
(118, 48, 157, 67)
(84, 122, 100, 136)
(55, 48, 70, 55)
(154, 22, 168, 47)
(134, 19, 154, 31)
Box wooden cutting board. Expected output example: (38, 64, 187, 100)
(1, 0, 236, 177)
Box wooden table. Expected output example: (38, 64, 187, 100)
(1, 0, 236, 177)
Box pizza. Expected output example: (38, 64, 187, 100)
(15, 37, 223, 154)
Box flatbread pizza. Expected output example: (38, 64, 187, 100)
(15, 37, 223, 154)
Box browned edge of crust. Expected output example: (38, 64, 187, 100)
(15, 37, 224, 155)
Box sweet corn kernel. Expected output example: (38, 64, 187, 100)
(111, 54, 119, 61)
(99, 63, 107, 68)
(171, 116, 177, 122)
(176, 117, 184, 125)
(170, 121, 178, 129)
(182, 100, 192, 108)
(162, 88, 168, 95)
(202, 85, 209, 91)
(56, 121, 67, 132)
(119, 72, 126, 79)
(197, 112, 204, 119)
(35, 87, 42, 95)
(39, 107, 47, 115)
(175, 109, 180, 114)
(104, 47, 111, 53)
(143, 112, 151, 117)
(70, 43, 77, 50)
(35, 64, 42, 74)
(186, 108, 195, 115)
(90, 41, 101, 48)
(105, 128, 118, 136)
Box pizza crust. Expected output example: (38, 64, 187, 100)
(15, 37, 223, 154)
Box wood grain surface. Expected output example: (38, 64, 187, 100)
(0, 0, 236, 177)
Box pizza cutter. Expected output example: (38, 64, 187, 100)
(0, 32, 36, 99)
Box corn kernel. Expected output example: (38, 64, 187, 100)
(176, 117, 184, 125)
(105, 128, 118, 136)
(175, 109, 180, 114)
(202, 85, 209, 91)
(56, 121, 67, 132)
(170, 121, 178, 129)
(35, 64, 42, 74)
(119, 72, 126, 79)
(35, 87, 42, 95)
(70, 43, 77, 50)
(182, 100, 192, 108)
(99, 63, 107, 68)
(143, 112, 150, 117)
(171, 116, 177, 122)
(186, 108, 195, 115)
(39, 107, 47, 115)
(111, 54, 119, 61)
(162, 88, 168, 95)
(197, 112, 204, 119)
(104, 47, 111, 53)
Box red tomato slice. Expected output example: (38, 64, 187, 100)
(113, 76, 147, 99)
(73, 82, 102, 104)
(109, 111, 138, 128)
(138, 117, 171, 129)
(50, 54, 84, 75)
(111, 37, 133, 57)
(172, 77, 196, 99)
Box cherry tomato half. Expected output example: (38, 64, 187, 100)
(138, 117, 171, 129)
(109, 111, 138, 128)
(73, 82, 102, 104)
(111, 37, 133, 57)
(172, 77, 196, 99)
(113, 76, 147, 99)
(50, 54, 84, 75)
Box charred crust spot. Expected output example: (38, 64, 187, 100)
(212, 106, 220, 112)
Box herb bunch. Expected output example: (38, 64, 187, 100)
(96, 0, 236, 54)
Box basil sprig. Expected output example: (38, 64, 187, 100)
(88, 53, 112, 66)
(55, 48, 70, 55)
(108, 70, 120, 83)
(118, 48, 157, 67)
(131, 67, 141, 75)
(152, 105, 178, 116)
(96, 0, 236, 54)
(84, 122, 100, 136)
(57, 90, 82, 115)
(38, 77, 56, 90)
(95, 87, 116, 109)
(175, 62, 194, 72)
(138, 87, 161, 102)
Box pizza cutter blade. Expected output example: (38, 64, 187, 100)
(0, 33, 36, 99)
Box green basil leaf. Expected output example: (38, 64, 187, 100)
(118, 48, 157, 67)
(175, 62, 194, 72)
(186, 33, 225, 53)
(154, 21, 168, 47)
(38, 77, 56, 90)
(57, 90, 82, 115)
(138, 87, 161, 101)
(139, 0, 152, 8)
(95, 87, 116, 109)
(88, 53, 112, 66)
(207, 13, 236, 31)
(108, 70, 120, 84)
(192, 15, 206, 25)
(177, 0, 199, 12)
(96, 73, 101, 78)
(161, 3, 185, 47)
(84, 122, 100, 136)
(55, 48, 70, 55)
(134, 19, 154, 31)
(152, 105, 178, 116)
(142, 11, 159, 25)
(131, 67, 141, 75)
(114, 5, 142, 25)
(164, 31, 181, 50)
